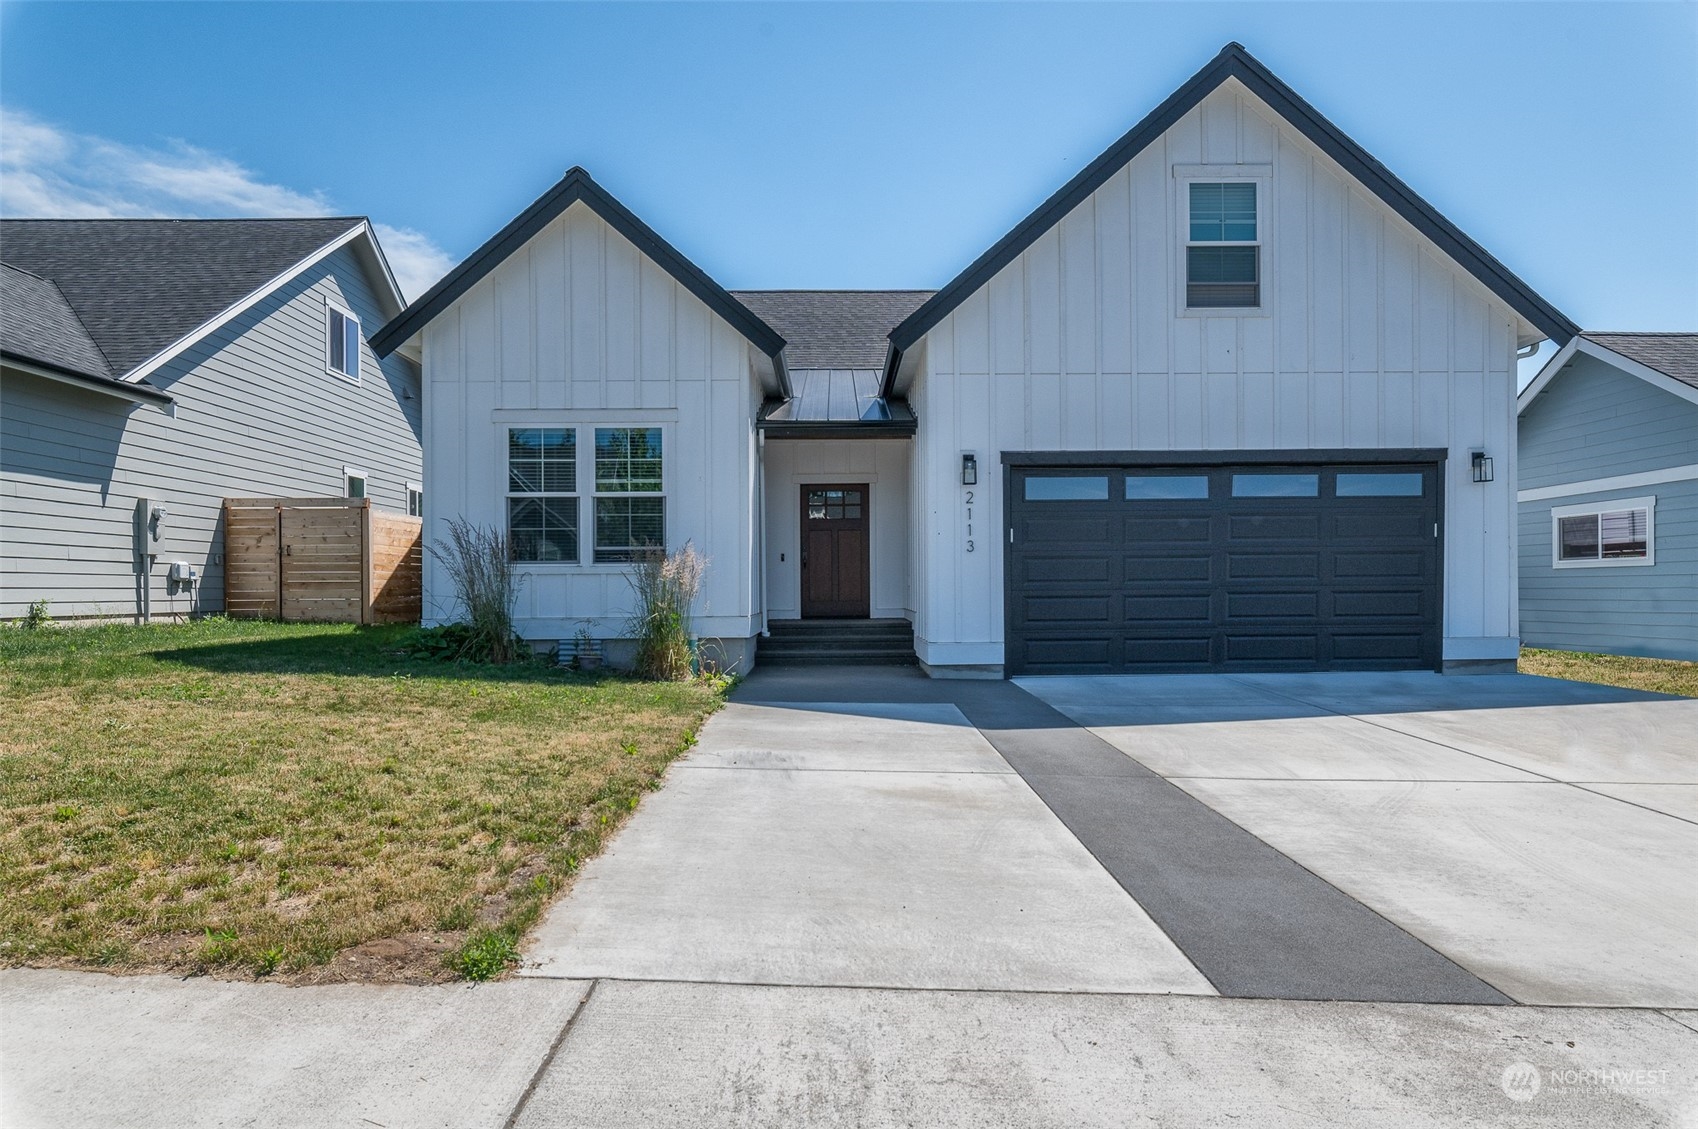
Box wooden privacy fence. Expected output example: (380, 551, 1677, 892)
(224, 498, 422, 624)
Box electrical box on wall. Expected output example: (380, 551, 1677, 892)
(133, 498, 165, 562)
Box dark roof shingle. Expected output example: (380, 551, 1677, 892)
(731, 290, 934, 370)
(1582, 332, 1698, 391)
(0, 217, 363, 375)
(0, 263, 114, 379)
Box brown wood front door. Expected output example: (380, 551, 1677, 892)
(801, 484, 870, 618)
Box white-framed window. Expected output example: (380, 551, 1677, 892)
(406, 481, 424, 518)
(1551, 496, 1655, 568)
(1182, 177, 1263, 310)
(593, 426, 665, 563)
(326, 300, 361, 382)
(343, 466, 367, 499)
(507, 428, 578, 563)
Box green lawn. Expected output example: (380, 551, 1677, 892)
(0, 619, 724, 981)
(1520, 647, 1698, 698)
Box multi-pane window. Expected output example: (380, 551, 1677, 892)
(806, 489, 863, 519)
(406, 483, 424, 518)
(593, 427, 664, 562)
(1554, 499, 1653, 566)
(1186, 182, 1259, 309)
(328, 304, 361, 380)
(508, 428, 578, 562)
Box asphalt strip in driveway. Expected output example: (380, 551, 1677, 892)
(735, 667, 1510, 1005)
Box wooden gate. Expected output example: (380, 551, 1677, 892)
(223, 498, 422, 624)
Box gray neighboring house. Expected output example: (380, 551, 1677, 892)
(1517, 332, 1698, 660)
(0, 218, 423, 622)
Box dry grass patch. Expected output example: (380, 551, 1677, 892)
(0, 619, 724, 981)
(1520, 647, 1698, 698)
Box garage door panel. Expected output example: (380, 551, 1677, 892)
(1333, 590, 1426, 619)
(1227, 591, 1320, 619)
(1334, 551, 1425, 578)
(1020, 555, 1114, 585)
(1125, 555, 1213, 582)
(1122, 637, 1214, 667)
(1333, 512, 1429, 540)
(1226, 514, 1322, 540)
(1228, 553, 1321, 580)
(1125, 515, 1212, 541)
(1007, 460, 1440, 675)
(1023, 596, 1114, 623)
(1123, 594, 1213, 622)
(1224, 634, 1320, 663)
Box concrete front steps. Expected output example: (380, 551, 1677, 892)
(758, 618, 917, 667)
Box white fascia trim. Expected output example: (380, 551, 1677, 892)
(120, 222, 378, 385)
(1518, 464, 1698, 503)
(1518, 337, 1698, 414)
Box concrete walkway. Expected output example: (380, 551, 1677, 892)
(6, 665, 1696, 1127)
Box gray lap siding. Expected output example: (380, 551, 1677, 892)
(0, 246, 422, 620)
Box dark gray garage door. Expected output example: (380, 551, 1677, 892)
(1006, 460, 1442, 675)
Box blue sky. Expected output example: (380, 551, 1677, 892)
(3, 1, 1694, 363)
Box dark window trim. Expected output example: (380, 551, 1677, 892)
(883, 43, 1576, 396)
(1002, 448, 1449, 467)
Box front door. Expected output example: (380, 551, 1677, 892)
(801, 484, 870, 618)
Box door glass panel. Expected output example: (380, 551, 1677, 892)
(1125, 475, 1210, 500)
(1232, 473, 1318, 497)
(1336, 472, 1424, 497)
(1025, 476, 1109, 501)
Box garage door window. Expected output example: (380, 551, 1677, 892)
(1232, 473, 1318, 497)
(1025, 476, 1109, 501)
(1336, 472, 1424, 497)
(1125, 475, 1210, 500)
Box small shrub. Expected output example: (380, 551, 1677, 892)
(398, 623, 484, 662)
(450, 929, 518, 980)
(254, 947, 285, 976)
(18, 599, 51, 629)
(626, 545, 705, 681)
(428, 519, 522, 663)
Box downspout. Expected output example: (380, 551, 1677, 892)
(756, 426, 769, 638)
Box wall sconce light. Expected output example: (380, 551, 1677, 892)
(1471, 450, 1494, 484)
(961, 453, 978, 486)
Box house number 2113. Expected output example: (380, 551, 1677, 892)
(964, 490, 975, 553)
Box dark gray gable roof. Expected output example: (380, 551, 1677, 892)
(370, 168, 785, 370)
(883, 42, 1579, 394)
(1582, 332, 1698, 390)
(1, 263, 114, 379)
(0, 217, 366, 375)
(730, 290, 934, 369)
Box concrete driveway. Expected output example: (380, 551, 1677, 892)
(6, 665, 1695, 1128)
(1017, 671, 1698, 1009)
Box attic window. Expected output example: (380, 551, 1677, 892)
(1186, 182, 1259, 309)
(327, 302, 361, 381)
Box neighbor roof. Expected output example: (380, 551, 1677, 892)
(370, 168, 788, 390)
(1581, 332, 1698, 391)
(731, 291, 934, 370)
(0, 217, 369, 377)
(883, 42, 1579, 394)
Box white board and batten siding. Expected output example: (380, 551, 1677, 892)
(421, 201, 763, 644)
(1, 245, 422, 620)
(907, 81, 1526, 668)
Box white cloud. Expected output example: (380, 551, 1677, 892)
(373, 223, 456, 304)
(0, 108, 451, 300)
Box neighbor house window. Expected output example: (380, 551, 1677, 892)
(406, 482, 424, 518)
(508, 428, 578, 562)
(343, 467, 367, 498)
(1552, 497, 1654, 568)
(593, 427, 664, 562)
(1186, 182, 1259, 309)
(327, 302, 361, 381)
